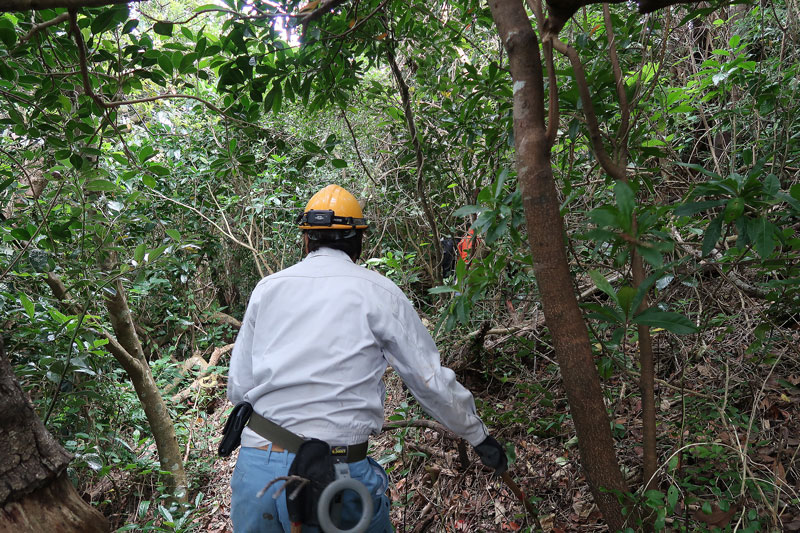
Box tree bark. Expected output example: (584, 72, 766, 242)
(0, 336, 110, 532)
(102, 271, 188, 501)
(488, 1, 630, 530)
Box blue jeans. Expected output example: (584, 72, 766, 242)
(231, 446, 393, 533)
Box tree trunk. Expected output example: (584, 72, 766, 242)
(45, 271, 188, 501)
(488, 1, 631, 530)
(0, 336, 110, 532)
(103, 273, 189, 501)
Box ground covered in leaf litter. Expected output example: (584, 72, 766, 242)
(194, 330, 799, 532)
(99, 311, 800, 532)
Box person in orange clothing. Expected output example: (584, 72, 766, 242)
(457, 227, 478, 265)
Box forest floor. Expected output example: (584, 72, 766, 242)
(98, 312, 800, 532)
(173, 367, 610, 533)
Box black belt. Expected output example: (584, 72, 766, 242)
(248, 411, 368, 463)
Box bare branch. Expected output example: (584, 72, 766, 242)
(19, 12, 69, 43)
(526, 0, 559, 147)
(341, 107, 380, 188)
(542, 0, 704, 36)
(297, 0, 349, 25)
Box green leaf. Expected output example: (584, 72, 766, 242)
(615, 181, 635, 232)
(723, 197, 745, 222)
(702, 217, 723, 257)
(633, 308, 697, 334)
(428, 286, 457, 294)
(0, 60, 16, 82)
(19, 292, 34, 320)
(91, 5, 128, 35)
(748, 217, 776, 258)
(644, 489, 664, 505)
(455, 258, 466, 282)
(153, 22, 173, 36)
(147, 245, 169, 262)
(0, 17, 17, 48)
(617, 286, 636, 319)
(0, 176, 16, 194)
(588, 270, 618, 305)
(149, 165, 170, 177)
(667, 485, 679, 512)
(302, 141, 322, 154)
(637, 244, 664, 267)
(763, 173, 780, 198)
(330, 158, 348, 169)
(86, 179, 118, 192)
(142, 175, 156, 188)
(48, 307, 69, 325)
(165, 229, 181, 241)
(133, 243, 146, 263)
(673, 199, 726, 217)
(588, 205, 620, 229)
(138, 145, 155, 163)
(452, 205, 484, 217)
(157, 53, 174, 76)
(272, 85, 283, 114)
(122, 19, 139, 34)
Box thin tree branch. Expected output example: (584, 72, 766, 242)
(340, 107, 380, 188)
(549, 37, 627, 180)
(19, 12, 69, 43)
(526, 0, 560, 148)
(297, 0, 349, 25)
(138, 7, 299, 26)
(149, 188, 265, 262)
(67, 10, 274, 135)
(1, 0, 135, 12)
(542, 0, 704, 36)
(386, 46, 442, 282)
(44, 272, 142, 373)
(603, 4, 630, 159)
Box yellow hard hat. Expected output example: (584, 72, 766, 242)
(297, 184, 368, 230)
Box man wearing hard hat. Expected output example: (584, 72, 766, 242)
(223, 185, 507, 532)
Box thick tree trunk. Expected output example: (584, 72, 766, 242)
(0, 336, 110, 532)
(488, 1, 630, 530)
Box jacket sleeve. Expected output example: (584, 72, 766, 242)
(379, 292, 489, 447)
(227, 291, 258, 405)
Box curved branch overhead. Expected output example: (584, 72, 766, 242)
(543, 0, 706, 35)
(0, 0, 135, 12)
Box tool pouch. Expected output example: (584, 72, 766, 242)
(218, 401, 253, 457)
(286, 438, 336, 526)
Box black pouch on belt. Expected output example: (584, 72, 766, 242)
(286, 438, 336, 526)
(218, 401, 253, 457)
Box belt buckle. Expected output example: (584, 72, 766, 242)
(330, 445, 349, 460)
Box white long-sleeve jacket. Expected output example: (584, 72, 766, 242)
(227, 248, 489, 448)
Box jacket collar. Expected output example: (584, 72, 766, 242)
(306, 248, 354, 263)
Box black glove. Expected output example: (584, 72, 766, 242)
(474, 435, 508, 475)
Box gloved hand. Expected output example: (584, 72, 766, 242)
(474, 435, 508, 475)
